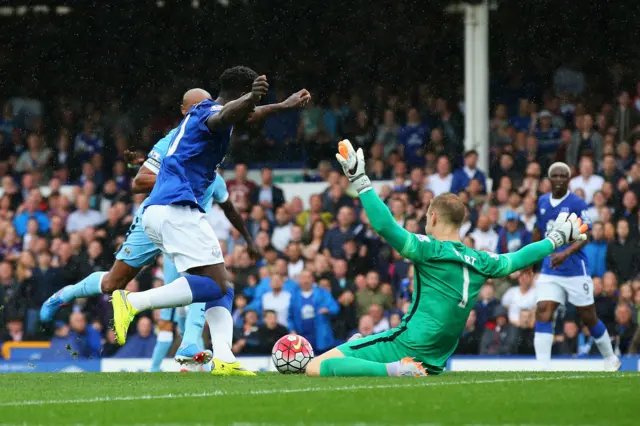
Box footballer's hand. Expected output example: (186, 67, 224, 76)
(282, 89, 311, 109)
(335, 139, 372, 194)
(251, 75, 269, 102)
(246, 243, 261, 261)
(545, 212, 588, 249)
(124, 150, 146, 166)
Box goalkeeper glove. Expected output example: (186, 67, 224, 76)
(545, 212, 588, 249)
(335, 139, 372, 194)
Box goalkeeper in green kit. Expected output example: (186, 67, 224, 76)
(305, 140, 589, 377)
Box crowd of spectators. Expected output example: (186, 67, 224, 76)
(2, 1, 640, 362)
(4, 75, 640, 360)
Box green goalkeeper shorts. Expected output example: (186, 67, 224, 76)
(337, 329, 444, 375)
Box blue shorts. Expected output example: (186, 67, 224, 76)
(115, 216, 161, 269)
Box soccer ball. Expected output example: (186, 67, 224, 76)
(271, 334, 314, 374)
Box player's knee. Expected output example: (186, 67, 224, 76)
(535, 302, 555, 322)
(305, 358, 321, 377)
(157, 320, 173, 332)
(100, 274, 120, 294)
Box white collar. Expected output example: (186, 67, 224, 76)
(550, 191, 570, 208)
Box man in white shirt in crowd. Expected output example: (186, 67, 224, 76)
(286, 242, 304, 280)
(261, 274, 292, 327)
(66, 194, 104, 233)
(520, 195, 538, 232)
(569, 156, 604, 204)
(368, 303, 390, 334)
(469, 214, 499, 252)
(271, 206, 293, 252)
(427, 155, 453, 197)
(501, 269, 537, 326)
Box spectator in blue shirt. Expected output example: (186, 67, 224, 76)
(496, 211, 532, 254)
(398, 108, 429, 167)
(13, 197, 50, 236)
(50, 312, 101, 359)
(509, 98, 532, 132)
(534, 110, 562, 154)
(114, 317, 157, 358)
(74, 121, 104, 163)
(584, 221, 607, 278)
(289, 270, 339, 353)
(450, 150, 487, 194)
(322, 206, 359, 259)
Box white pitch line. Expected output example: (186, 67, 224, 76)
(0, 374, 627, 408)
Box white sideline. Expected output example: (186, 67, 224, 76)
(0, 374, 623, 408)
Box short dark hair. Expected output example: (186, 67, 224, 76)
(430, 193, 466, 228)
(219, 66, 258, 94)
(263, 310, 277, 317)
(464, 150, 478, 158)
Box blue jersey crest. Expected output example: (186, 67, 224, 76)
(537, 192, 591, 277)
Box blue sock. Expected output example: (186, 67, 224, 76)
(589, 320, 606, 339)
(185, 274, 224, 303)
(181, 303, 206, 348)
(534, 321, 553, 334)
(150, 331, 173, 372)
(61, 271, 105, 303)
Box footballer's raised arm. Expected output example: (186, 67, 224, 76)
(207, 75, 269, 132)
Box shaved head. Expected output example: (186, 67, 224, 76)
(181, 88, 212, 115)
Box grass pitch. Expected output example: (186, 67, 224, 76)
(0, 372, 637, 425)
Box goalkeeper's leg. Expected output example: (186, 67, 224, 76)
(306, 330, 427, 377)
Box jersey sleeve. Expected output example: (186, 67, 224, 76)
(142, 128, 177, 174)
(476, 239, 555, 278)
(359, 190, 435, 262)
(196, 102, 223, 133)
(212, 174, 230, 204)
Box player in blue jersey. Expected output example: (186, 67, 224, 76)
(39, 89, 260, 371)
(534, 162, 619, 371)
(111, 67, 310, 375)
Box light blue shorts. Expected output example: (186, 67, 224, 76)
(115, 215, 161, 269)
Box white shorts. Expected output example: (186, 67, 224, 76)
(142, 204, 224, 273)
(535, 274, 594, 307)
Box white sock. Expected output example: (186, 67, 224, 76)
(128, 277, 193, 311)
(534, 332, 553, 370)
(594, 329, 615, 358)
(205, 307, 236, 363)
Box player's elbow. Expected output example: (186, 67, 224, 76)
(131, 176, 150, 194)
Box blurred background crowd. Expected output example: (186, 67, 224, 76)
(2, 0, 640, 361)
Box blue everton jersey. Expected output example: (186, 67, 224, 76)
(537, 192, 591, 277)
(137, 124, 228, 218)
(146, 99, 231, 212)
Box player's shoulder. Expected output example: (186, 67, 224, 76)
(190, 99, 221, 116)
(566, 192, 588, 208)
(538, 192, 551, 207)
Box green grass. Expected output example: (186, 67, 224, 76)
(0, 372, 637, 425)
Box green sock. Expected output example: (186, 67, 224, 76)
(319, 357, 390, 377)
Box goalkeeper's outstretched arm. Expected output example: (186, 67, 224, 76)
(486, 212, 588, 278)
(359, 190, 413, 255)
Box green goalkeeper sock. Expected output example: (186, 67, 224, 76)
(319, 357, 391, 377)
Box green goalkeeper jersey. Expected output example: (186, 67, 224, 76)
(358, 190, 555, 371)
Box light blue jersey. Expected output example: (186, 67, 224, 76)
(116, 127, 229, 269)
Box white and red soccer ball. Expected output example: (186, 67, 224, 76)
(271, 334, 314, 374)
